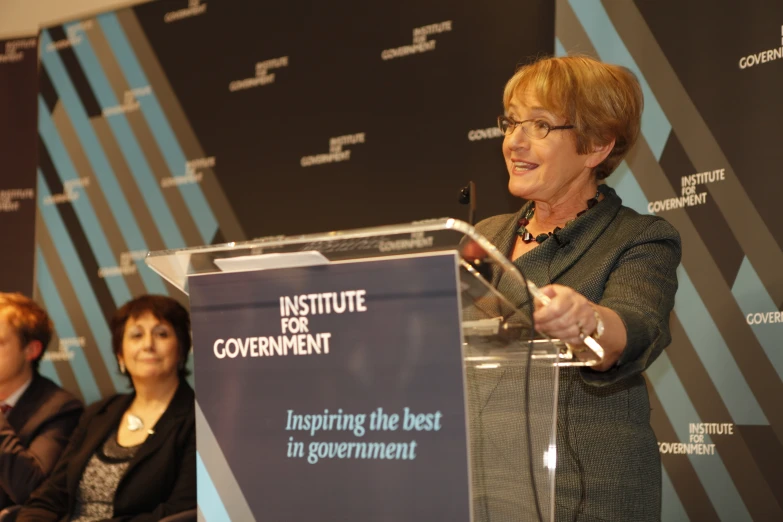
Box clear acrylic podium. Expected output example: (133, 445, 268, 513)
(146, 218, 598, 522)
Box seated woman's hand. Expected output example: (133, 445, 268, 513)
(532, 284, 597, 346)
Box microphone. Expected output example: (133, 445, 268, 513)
(458, 185, 470, 204)
(458, 181, 476, 225)
(460, 239, 493, 281)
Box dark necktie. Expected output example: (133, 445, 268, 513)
(0, 404, 11, 415)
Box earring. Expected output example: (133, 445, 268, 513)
(118, 360, 126, 374)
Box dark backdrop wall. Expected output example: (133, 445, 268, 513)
(556, 1, 783, 521)
(137, 0, 552, 236)
(1, 0, 781, 519)
(0, 35, 38, 296)
(32, 0, 553, 402)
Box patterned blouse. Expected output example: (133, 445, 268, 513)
(70, 431, 141, 522)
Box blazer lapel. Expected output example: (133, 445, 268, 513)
(545, 184, 622, 285)
(477, 185, 623, 312)
(480, 202, 532, 288)
(6, 375, 44, 433)
(119, 381, 194, 481)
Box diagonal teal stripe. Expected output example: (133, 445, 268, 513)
(608, 167, 756, 520)
(59, 24, 188, 250)
(608, 165, 767, 425)
(647, 352, 751, 522)
(196, 452, 233, 522)
(567, 0, 671, 159)
(662, 465, 689, 522)
(606, 161, 648, 215)
(96, 13, 218, 245)
(35, 247, 101, 402)
(36, 358, 62, 387)
(34, 301, 63, 388)
(675, 264, 767, 425)
(39, 30, 169, 296)
(555, 37, 566, 57)
(37, 171, 126, 397)
(38, 96, 132, 307)
(731, 257, 783, 382)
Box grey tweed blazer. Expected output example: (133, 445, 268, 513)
(474, 184, 681, 522)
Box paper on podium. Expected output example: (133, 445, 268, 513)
(213, 251, 330, 272)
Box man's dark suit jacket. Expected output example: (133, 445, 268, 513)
(474, 185, 681, 522)
(18, 380, 196, 522)
(0, 373, 83, 509)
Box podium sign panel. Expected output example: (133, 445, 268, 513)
(189, 253, 471, 521)
(148, 219, 563, 521)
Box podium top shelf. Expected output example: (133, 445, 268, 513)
(145, 218, 512, 293)
(145, 218, 599, 367)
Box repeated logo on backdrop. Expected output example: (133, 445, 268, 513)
(300, 133, 365, 167)
(738, 24, 783, 69)
(29, 0, 548, 402)
(164, 0, 207, 24)
(0, 188, 35, 212)
(556, 1, 782, 520)
(2, 0, 779, 519)
(0, 35, 38, 295)
(381, 21, 453, 60)
(228, 56, 289, 92)
(0, 38, 36, 63)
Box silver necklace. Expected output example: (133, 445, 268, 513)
(127, 413, 154, 435)
(127, 413, 145, 432)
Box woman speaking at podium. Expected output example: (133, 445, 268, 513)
(475, 55, 680, 521)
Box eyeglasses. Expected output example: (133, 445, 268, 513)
(497, 116, 574, 139)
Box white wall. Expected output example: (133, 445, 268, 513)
(0, 0, 152, 38)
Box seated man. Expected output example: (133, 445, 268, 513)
(0, 293, 83, 510)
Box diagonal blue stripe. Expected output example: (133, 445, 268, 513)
(647, 352, 751, 522)
(58, 24, 187, 250)
(35, 247, 101, 403)
(731, 257, 783, 382)
(608, 166, 767, 425)
(608, 168, 756, 520)
(39, 30, 169, 297)
(568, 0, 671, 159)
(38, 97, 132, 307)
(196, 451, 232, 522)
(662, 465, 689, 522)
(675, 265, 767, 425)
(555, 37, 566, 57)
(36, 344, 62, 387)
(35, 291, 62, 387)
(37, 171, 127, 397)
(606, 160, 649, 214)
(95, 13, 218, 245)
(37, 360, 61, 387)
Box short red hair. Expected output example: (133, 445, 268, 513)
(503, 55, 643, 180)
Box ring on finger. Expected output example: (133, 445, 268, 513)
(576, 320, 586, 341)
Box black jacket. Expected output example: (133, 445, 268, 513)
(0, 374, 82, 509)
(18, 381, 196, 522)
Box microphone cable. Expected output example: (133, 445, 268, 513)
(511, 261, 545, 522)
(547, 240, 586, 522)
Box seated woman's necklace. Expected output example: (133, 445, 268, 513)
(516, 191, 600, 244)
(127, 413, 145, 432)
(127, 411, 156, 435)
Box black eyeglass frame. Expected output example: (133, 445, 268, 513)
(497, 115, 574, 139)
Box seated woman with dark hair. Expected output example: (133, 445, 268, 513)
(18, 295, 195, 522)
